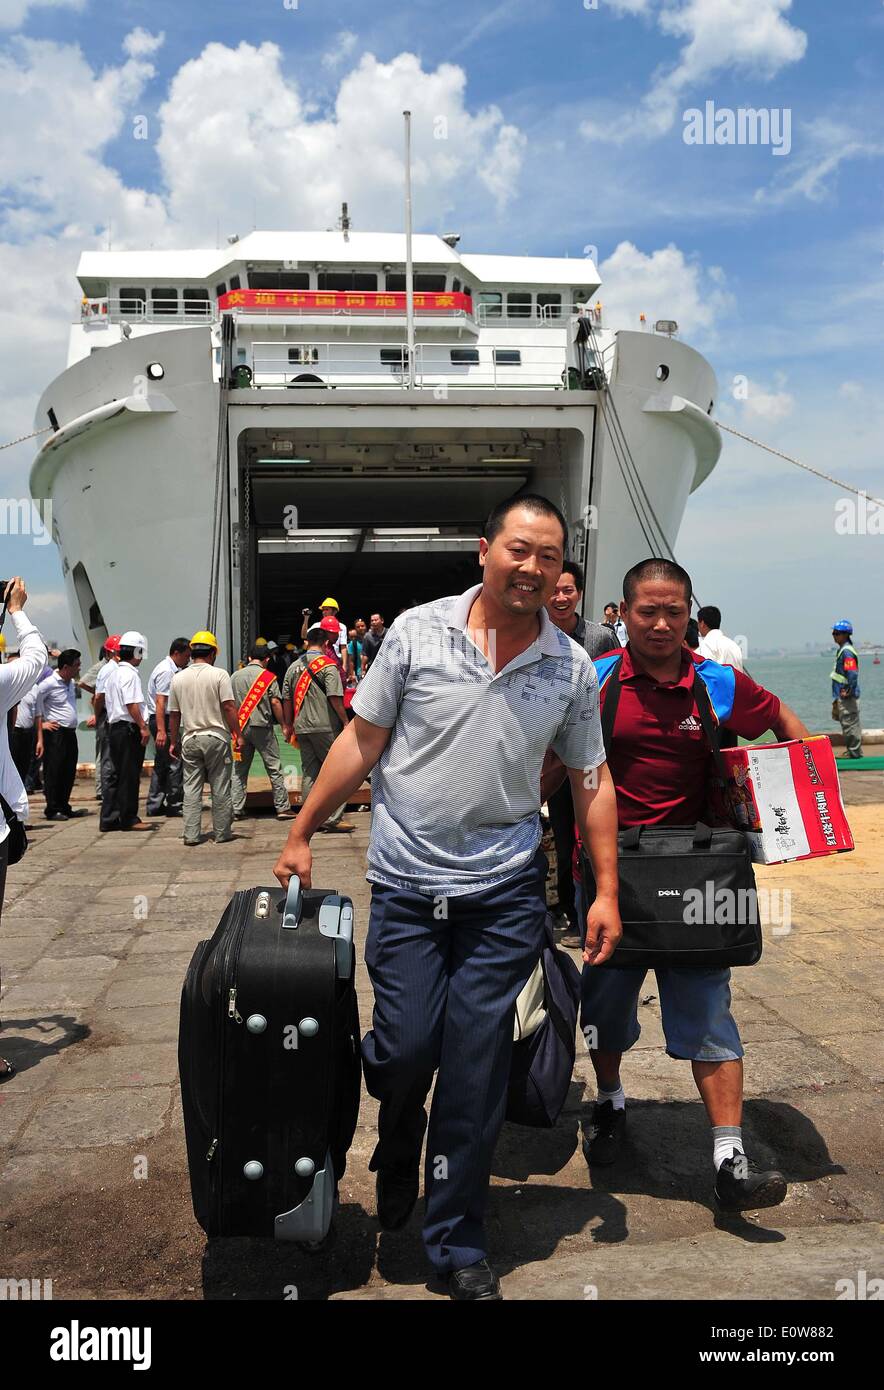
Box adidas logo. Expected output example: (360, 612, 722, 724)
(678, 716, 701, 732)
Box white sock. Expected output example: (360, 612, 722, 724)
(712, 1126, 745, 1171)
(598, 1083, 625, 1112)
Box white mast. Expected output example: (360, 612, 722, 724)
(403, 109, 415, 389)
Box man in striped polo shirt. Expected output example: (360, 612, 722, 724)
(274, 495, 621, 1300)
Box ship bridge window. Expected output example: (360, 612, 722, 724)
(493, 349, 522, 365)
(184, 288, 210, 315)
(452, 278, 461, 293)
(119, 287, 146, 315)
(318, 271, 377, 291)
(450, 348, 480, 364)
(478, 292, 502, 319)
(506, 292, 532, 319)
(250, 271, 311, 290)
(380, 347, 410, 368)
(537, 292, 562, 319)
(385, 273, 448, 292)
(152, 287, 178, 316)
(229, 275, 241, 291)
(215, 282, 227, 298)
(288, 346, 319, 365)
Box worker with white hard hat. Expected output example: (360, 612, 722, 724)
(100, 630, 153, 832)
(168, 631, 243, 846)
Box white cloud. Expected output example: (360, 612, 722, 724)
(123, 28, 165, 59)
(740, 378, 794, 423)
(839, 381, 864, 400)
(20, 588, 73, 643)
(322, 30, 357, 69)
(582, 0, 807, 143)
(753, 117, 883, 207)
(596, 240, 732, 342)
(0, 37, 167, 239)
(0, 0, 84, 31)
(155, 44, 525, 239)
(606, 0, 653, 13)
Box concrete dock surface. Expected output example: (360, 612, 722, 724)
(0, 774, 881, 1301)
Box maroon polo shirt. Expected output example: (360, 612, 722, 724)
(599, 645, 780, 829)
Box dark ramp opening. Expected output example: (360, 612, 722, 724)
(256, 548, 481, 639)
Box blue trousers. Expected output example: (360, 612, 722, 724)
(362, 848, 547, 1273)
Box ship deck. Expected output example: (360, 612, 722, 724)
(0, 772, 881, 1300)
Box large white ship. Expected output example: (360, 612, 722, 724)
(31, 220, 721, 668)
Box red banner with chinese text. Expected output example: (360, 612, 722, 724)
(218, 289, 473, 314)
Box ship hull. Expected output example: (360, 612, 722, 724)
(32, 325, 719, 668)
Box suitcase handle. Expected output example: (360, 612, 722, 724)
(282, 875, 303, 930)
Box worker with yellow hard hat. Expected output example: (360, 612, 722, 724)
(167, 629, 242, 845)
(300, 596, 346, 661)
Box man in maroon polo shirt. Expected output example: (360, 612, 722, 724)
(579, 557, 810, 1211)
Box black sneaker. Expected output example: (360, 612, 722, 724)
(376, 1161, 420, 1232)
(448, 1259, 502, 1301)
(714, 1152, 787, 1212)
(582, 1099, 626, 1166)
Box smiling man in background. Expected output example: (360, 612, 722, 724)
(273, 494, 621, 1300)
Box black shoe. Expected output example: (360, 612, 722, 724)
(376, 1161, 420, 1232)
(582, 1099, 626, 1166)
(714, 1152, 787, 1212)
(64, 808, 88, 818)
(447, 1259, 502, 1301)
(44, 811, 69, 822)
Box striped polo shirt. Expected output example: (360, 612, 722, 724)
(350, 583, 605, 897)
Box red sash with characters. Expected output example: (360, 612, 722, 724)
(236, 666, 277, 730)
(292, 653, 337, 718)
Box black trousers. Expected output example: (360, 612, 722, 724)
(547, 778, 577, 921)
(146, 714, 183, 814)
(42, 727, 79, 817)
(104, 722, 145, 830)
(10, 726, 35, 784)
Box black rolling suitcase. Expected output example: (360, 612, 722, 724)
(178, 876, 361, 1243)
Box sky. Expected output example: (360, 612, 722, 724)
(0, 0, 882, 651)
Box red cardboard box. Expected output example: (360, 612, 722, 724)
(711, 736, 854, 864)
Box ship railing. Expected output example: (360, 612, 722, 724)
(79, 297, 216, 325)
(248, 340, 569, 390)
(475, 302, 604, 327)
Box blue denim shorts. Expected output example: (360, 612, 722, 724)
(580, 962, 743, 1062)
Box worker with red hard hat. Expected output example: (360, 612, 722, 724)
(300, 597, 347, 662)
(90, 635, 122, 810)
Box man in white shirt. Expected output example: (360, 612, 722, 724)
(0, 578, 48, 1083)
(92, 636, 121, 807)
(697, 606, 745, 672)
(9, 673, 38, 787)
(34, 649, 83, 821)
(100, 631, 153, 833)
(145, 638, 191, 817)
